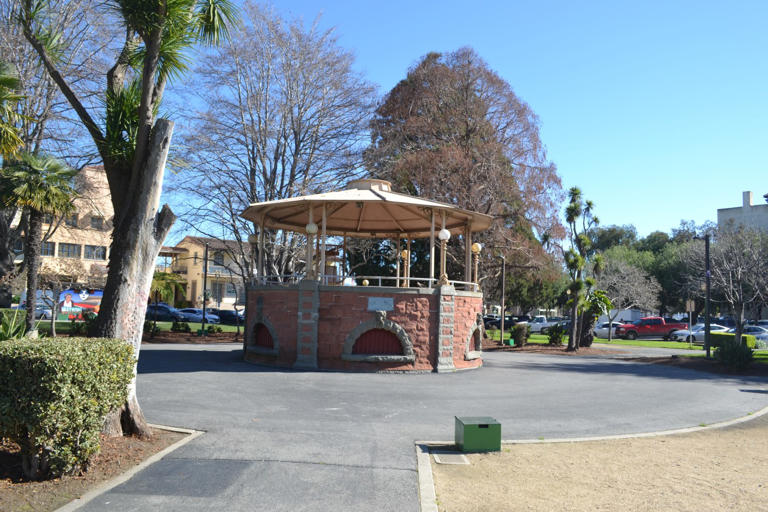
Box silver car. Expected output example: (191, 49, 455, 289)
(593, 321, 623, 339)
(671, 323, 728, 342)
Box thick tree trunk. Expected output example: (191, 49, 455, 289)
(567, 301, 579, 351)
(24, 210, 43, 336)
(95, 120, 176, 439)
(0, 212, 17, 308)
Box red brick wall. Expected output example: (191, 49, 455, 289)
(244, 286, 482, 372)
(453, 294, 483, 370)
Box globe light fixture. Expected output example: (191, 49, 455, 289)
(471, 242, 482, 286)
(438, 228, 451, 285)
(471, 242, 482, 254)
(362, 279, 369, 286)
(305, 222, 318, 235)
(438, 228, 451, 241)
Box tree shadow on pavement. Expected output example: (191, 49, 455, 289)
(138, 346, 284, 374)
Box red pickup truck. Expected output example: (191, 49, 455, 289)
(615, 317, 688, 340)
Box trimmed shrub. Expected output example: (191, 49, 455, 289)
(0, 338, 134, 480)
(207, 325, 223, 334)
(709, 332, 757, 349)
(143, 320, 162, 335)
(171, 321, 191, 333)
(512, 324, 529, 346)
(69, 310, 98, 336)
(715, 339, 754, 368)
(548, 323, 566, 345)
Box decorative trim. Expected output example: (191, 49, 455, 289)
(342, 310, 415, 363)
(245, 295, 279, 356)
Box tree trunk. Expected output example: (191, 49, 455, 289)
(94, 120, 176, 439)
(24, 210, 43, 336)
(567, 300, 579, 351)
(579, 312, 596, 348)
(0, 212, 17, 308)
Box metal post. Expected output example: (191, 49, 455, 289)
(500, 254, 506, 345)
(202, 242, 208, 333)
(321, 204, 327, 284)
(406, 238, 411, 287)
(258, 222, 265, 284)
(704, 234, 711, 358)
(464, 225, 471, 284)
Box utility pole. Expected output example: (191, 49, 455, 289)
(202, 242, 209, 334)
(500, 255, 506, 346)
(704, 234, 711, 358)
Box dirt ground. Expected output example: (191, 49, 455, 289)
(432, 413, 768, 512)
(0, 427, 186, 512)
(142, 330, 242, 344)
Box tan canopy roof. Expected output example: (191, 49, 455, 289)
(240, 179, 493, 238)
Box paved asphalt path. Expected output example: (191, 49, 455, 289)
(81, 343, 768, 511)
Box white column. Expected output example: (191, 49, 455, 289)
(395, 237, 401, 287)
(320, 204, 327, 284)
(406, 238, 411, 287)
(307, 208, 314, 279)
(464, 225, 472, 284)
(429, 210, 435, 288)
(258, 221, 265, 283)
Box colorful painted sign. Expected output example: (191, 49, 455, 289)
(57, 289, 103, 320)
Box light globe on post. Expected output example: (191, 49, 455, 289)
(471, 242, 482, 288)
(438, 228, 451, 285)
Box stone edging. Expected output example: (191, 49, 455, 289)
(415, 404, 768, 511)
(55, 424, 204, 512)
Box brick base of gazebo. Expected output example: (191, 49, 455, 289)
(243, 280, 483, 372)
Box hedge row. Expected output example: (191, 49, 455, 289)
(709, 332, 757, 349)
(0, 338, 134, 480)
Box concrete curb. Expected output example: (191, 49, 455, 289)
(55, 424, 204, 512)
(415, 404, 768, 511)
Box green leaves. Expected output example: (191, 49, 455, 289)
(196, 0, 239, 45)
(0, 338, 134, 479)
(105, 79, 142, 162)
(0, 153, 77, 215)
(0, 61, 24, 158)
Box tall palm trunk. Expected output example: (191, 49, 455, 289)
(24, 209, 43, 335)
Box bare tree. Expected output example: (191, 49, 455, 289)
(170, 2, 376, 283)
(685, 228, 768, 344)
(597, 257, 660, 342)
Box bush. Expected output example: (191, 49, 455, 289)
(548, 323, 566, 345)
(715, 339, 754, 368)
(0, 338, 134, 480)
(709, 332, 756, 349)
(512, 324, 529, 346)
(207, 325, 223, 334)
(69, 310, 98, 336)
(143, 320, 162, 335)
(171, 321, 191, 333)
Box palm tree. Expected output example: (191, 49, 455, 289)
(0, 61, 24, 159)
(0, 153, 77, 334)
(150, 271, 185, 305)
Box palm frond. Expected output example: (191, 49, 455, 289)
(196, 0, 239, 45)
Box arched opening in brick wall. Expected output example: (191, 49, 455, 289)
(253, 323, 274, 349)
(472, 328, 481, 351)
(352, 329, 403, 355)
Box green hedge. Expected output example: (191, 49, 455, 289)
(0, 338, 134, 480)
(709, 332, 757, 349)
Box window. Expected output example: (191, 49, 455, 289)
(65, 213, 78, 227)
(41, 241, 55, 256)
(225, 283, 237, 297)
(213, 251, 224, 265)
(84, 245, 106, 260)
(90, 216, 104, 230)
(58, 243, 81, 258)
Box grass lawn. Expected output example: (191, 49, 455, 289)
(148, 321, 242, 333)
(485, 331, 550, 345)
(594, 338, 704, 350)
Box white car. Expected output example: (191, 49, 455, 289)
(593, 321, 623, 339)
(671, 323, 728, 342)
(728, 326, 768, 341)
(178, 308, 220, 324)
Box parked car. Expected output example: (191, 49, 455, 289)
(593, 321, 623, 339)
(615, 317, 688, 340)
(12, 303, 53, 319)
(146, 304, 184, 322)
(208, 308, 244, 325)
(670, 323, 729, 342)
(485, 315, 516, 330)
(529, 315, 562, 333)
(541, 319, 572, 335)
(727, 325, 768, 341)
(178, 308, 220, 324)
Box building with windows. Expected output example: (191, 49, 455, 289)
(12, 165, 112, 286)
(717, 191, 768, 232)
(167, 236, 247, 310)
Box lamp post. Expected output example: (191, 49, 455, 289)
(471, 242, 482, 290)
(695, 234, 712, 358)
(201, 242, 209, 333)
(247, 233, 259, 284)
(500, 254, 506, 345)
(438, 228, 451, 286)
(400, 249, 409, 287)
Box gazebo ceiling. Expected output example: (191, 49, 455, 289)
(240, 179, 493, 238)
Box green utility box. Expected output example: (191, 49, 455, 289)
(455, 416, 501, 452)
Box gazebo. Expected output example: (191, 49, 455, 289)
(239, 179, 493, 372)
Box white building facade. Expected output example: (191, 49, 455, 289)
(717, 191, 768, 232)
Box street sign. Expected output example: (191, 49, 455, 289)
(685, 299, 695, 312)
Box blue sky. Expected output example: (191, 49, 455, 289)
(267, 0, 767, 237)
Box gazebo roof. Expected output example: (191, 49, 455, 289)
(240, 179, 493, 238)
